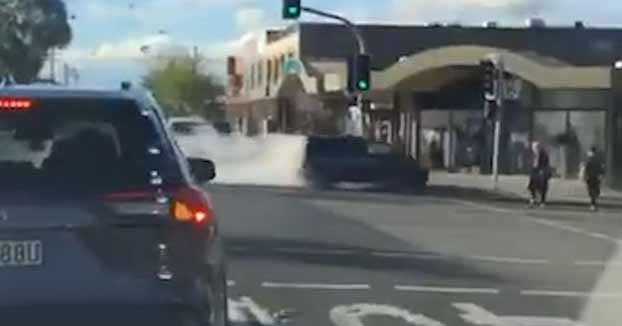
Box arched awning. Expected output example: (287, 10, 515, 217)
(373, 45, 611, 90)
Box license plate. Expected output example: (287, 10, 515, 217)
(0, 241, 42, 267)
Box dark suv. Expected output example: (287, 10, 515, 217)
(0, 86, 227, 326)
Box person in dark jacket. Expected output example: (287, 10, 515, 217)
(528, 142, 552, 208)
(584, 147, 605, 211)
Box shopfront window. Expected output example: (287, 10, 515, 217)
(533, 111, 566, 176)
(533, 110, 606, 179)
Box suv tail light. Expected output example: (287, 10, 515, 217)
(101, 185, 213, 224)
(0, 98, 33, 110)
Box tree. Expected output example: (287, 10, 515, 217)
(0, 0, 73, 83)
(142, 55, 225, 119)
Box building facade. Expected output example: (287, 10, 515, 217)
(226, 22, 622, 188)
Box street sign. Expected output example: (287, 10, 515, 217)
(283, 58, 305, 76)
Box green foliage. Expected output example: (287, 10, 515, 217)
(0, 0, 73, 83)
(142, 56, 225, 118)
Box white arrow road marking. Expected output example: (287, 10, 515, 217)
(228, 298, 249, 324)
(228, 296, 276, 325)
(330, 304, 445, 326)
(454, 303, 585, 326)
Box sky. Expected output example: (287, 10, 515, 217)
(55, 0, 622, 87)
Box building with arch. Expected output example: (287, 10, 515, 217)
(226, 22, 622, 188)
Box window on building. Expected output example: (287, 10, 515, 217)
(250, 64, 256, 89)
(267, 60, 273, 85)
(257, 61, 263, 87)
(533, 110, 606, 179)
(273, 59, 280, 83)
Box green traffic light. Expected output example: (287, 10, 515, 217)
(288, 6, 299, 15)
(358, 80, 369, 90)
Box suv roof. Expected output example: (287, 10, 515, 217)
(0, 85, 148, 103)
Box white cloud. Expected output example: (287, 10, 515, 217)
(385, 0, 622, 26)
(235, 7, 267, 31)
(73, 34, 188, 60)
(205, 31, 263, 58)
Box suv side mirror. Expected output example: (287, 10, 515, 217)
(188, 158, 216, 183)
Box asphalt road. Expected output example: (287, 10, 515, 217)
(212, 184, 622, 326)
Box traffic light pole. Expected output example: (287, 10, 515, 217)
(300, 6, 368, 136)
(300, 6, 367, 55)
(492, 56, 505, 189)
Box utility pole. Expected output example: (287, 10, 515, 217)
(491, 55, 505, 189)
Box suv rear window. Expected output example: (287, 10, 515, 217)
(0, 97, 183, 193)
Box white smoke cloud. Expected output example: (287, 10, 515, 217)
(176, 133, 307, 187)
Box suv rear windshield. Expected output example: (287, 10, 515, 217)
(0, 97, 183, 194)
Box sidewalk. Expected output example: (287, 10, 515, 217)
(429, 171, 622, 207)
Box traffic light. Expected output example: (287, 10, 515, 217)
(354, 54, 371, 92)
(480, 59, 497, 100)
(282, 0, 301, 19)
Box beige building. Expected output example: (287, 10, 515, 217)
(226, 22, 622, 188)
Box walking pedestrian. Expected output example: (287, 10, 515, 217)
(583, 147, 605, 211)
(528, 142, 552, 208)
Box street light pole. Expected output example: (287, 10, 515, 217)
(491, 55, 505, 189)
(300, 6, 368, 136)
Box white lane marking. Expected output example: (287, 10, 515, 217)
(468, 255, 550, 264)
(454, 303, 583, 326)
(261, 282, 370, 290)
(451, 198, 622, 244)
(330, 303, 446, 326)
(448, 199, 515, 214)
(395, 285, 500, 294)
(227, 280, 236, 287)
(371, 251, 444, 260)
(574, 260, 622, 267)
(275, 247, 354, 255)
(373, 251, 551, 265)
(227, 299, 249, 323)
(230, 246, 251, 252)
(521, 290, 622, 298)
(228, 297, 276, 325)
(529, 218, 620, 243)
(239, 296, 276, 325)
